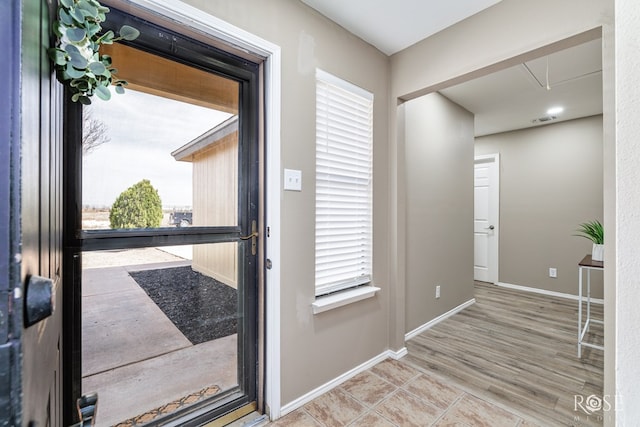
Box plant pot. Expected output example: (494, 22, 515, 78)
(592, 243, 604, 262)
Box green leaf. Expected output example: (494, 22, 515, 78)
(100, 55, 112, 66)
(79, 95, 93, 105)
(59, 9, 74, 26)
(66, 27, 87, 43)
(85, 22, 101, 38)
(88, 0, 107, 11)
(48, 48, 68, 66)
(71, 92, 81, 102)
(53, 22, 65, 38)
(97, 30, 115, 44)
(115, 84, 125, 94)
(65, 64, 86, 79)
(69, 7, 85, 24)
(59, 0, 73, 8)
(77, 1, 98, 19)
(119, 25, 140, 41)
(95, 85, 112, 101)
(88, 61, 108, 76)
(573, 220, 604, 244)
(75, 80, 91, 92)
(65, 44, 89, 69)
(97, 5, 110, 14)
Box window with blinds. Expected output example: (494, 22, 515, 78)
(315, 69, 373, 296)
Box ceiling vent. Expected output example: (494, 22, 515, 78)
(531, 115, 557, 124)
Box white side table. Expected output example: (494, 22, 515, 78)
(578, 255, 604, 357)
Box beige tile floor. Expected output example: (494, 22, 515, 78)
(268, 358, 538, 427)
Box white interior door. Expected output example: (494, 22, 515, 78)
(474, 154, 499, 283)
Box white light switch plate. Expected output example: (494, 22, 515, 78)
(284, 169, 302, 191)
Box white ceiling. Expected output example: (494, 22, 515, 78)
(441, 39, 603, 136)
(300, 0, 503, 56)
(300, 1, 603, 136)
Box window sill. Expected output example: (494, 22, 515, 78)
(312, 286, 381, 314)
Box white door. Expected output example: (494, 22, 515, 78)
(474, 154, 499, 283)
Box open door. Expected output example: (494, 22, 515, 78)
(1, 0, 65, 425)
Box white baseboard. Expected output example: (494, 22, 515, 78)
(404, 298, 476, 341)
(279, 348, 401, 417)
(388, 347, 408, 360)
(497, 282, 604, 305)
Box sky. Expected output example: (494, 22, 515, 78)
(82, 88, 232, 208)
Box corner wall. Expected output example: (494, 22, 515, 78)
(404, 93, 475, 333)
(389, 0, 614, 420)
(475, 116, 604, 298)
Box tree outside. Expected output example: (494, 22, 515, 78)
(109, 179, 163, 229)
(83, 107, 111, 155)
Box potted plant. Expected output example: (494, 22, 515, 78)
(574, 220, 604, 261)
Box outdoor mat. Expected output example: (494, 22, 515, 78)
(129, 266, 237, 345)
(113, 385, 221, 427)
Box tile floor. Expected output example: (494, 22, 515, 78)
(268, 358, 538, 427)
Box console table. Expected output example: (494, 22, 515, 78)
(578, 255, 604, 357)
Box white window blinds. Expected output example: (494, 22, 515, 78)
(315, 69, 373, 296)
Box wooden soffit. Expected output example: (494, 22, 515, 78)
(101, 43, 238, 113)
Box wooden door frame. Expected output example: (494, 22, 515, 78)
(474, 153, 500, 284)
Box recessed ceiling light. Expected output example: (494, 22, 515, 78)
(547, 106, 564, 115)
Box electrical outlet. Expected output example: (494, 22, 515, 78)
(549, 268, 557, 278)
(435, 285, 441, 299)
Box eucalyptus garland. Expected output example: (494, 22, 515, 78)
(47, 0, 139, 104)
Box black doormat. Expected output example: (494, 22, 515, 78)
(129, 266, 237, 345)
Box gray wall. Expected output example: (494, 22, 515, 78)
(404, 93, 475, 333)
(475, 116, 604, 298)
(182, 0, 391, 406)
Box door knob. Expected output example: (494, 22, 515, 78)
(486, 225, 495, 230)
(24, 275, 54, 327)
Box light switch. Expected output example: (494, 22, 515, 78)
(284, 169, 302, 191)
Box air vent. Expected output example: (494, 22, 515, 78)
(531, 115, 557, 124)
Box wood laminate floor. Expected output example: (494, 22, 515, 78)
(405, 282, 604, 426)
(270, 282, 604, 426)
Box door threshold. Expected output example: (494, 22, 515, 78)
(202, 403, 261, 427)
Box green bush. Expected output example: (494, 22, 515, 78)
(109, 179, 163, 229)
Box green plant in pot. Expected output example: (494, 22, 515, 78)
(574, 220, 604, 262)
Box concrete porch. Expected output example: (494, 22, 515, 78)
(82, 249, 238, 427)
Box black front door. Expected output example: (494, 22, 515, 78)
(2, 0, 65, 426)
(62, 9, 261, 426)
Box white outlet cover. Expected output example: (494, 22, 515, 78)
(284, 168, 302, 191)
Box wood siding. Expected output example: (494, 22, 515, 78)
(192, 132, 238, 288)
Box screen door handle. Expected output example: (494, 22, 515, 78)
(240, 220, 258, 255)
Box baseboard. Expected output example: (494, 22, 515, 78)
(388, 347, 408, 360)
(404, 298, 476, 341)
(497, 282, 604, 305)
(279, 348, 399, 417)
